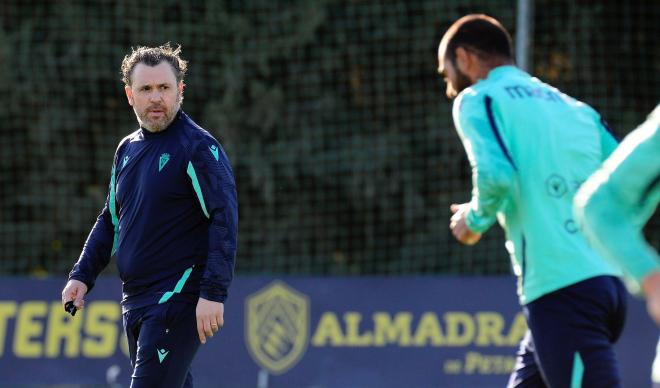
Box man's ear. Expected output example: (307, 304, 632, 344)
(125, 85, 134, 106)
(177, 81, 185, 104)
(455, 46, 481, 82)
(454, 47, 471, 73)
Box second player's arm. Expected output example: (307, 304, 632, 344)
(575, 114, 660, 290)
(453, 93, 516, 234)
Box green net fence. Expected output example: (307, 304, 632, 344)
(0, 0, 658, 277)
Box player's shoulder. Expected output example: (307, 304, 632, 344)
(557, 89, 597, 114)
(528, 74, 595, 111)
(454, 67, 506, 109)
(177, 110, 225, 157)
(454, 86, 485, 120)
(117, 128, 141, 151)
(177, 111, 217, 141)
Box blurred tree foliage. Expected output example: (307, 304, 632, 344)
(0, 0, 657, 276)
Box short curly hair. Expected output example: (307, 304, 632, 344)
(120, 43, 188, 86)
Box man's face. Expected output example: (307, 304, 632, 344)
(437, 48, 472, 99)
(125, 62, 183, 132)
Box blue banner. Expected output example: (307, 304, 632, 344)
(0, 277, 656, 387)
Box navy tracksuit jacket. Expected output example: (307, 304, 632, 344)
(69, 110, 238, 312)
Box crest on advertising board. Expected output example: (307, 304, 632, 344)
(245, 281, 310, 374)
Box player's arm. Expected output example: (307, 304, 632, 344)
(188, 138, 238, 304)
(453, 93, 516, 234)
(188, 137, 238, 342)
(69, 190, 117, 289)
(64, 152, 121, 310)
(575, 109, 660, 290)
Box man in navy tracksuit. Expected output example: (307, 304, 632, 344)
(61, 44, 238, 388)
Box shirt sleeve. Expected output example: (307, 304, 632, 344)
(68, 154, 121, 293)
(575, 107, 660, 289)
(188, 136, 238, 303)
(453, 92, 516, 233)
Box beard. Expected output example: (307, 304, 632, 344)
(446, 66, 472, 99)
(135, 94, 182, 132)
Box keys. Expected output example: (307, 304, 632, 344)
(64, 301, 77, 316)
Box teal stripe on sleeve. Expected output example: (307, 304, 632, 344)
(571, 351, 584, 388)
(158, 266, 194, 304)
(187, 162, 210, 218)
(484, 95, 517, 170)
(109, 165, 120, 255)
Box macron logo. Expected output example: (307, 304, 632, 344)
(209, 144, 219, 161)
(157, 348, 169, 363)
(158, 153, 170, 172)
(122, 155, 130, 168)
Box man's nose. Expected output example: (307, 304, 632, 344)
(149, 90, 163, 102)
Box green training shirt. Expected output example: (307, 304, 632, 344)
(575, 104, 660, 291)
(452, 65, 621, 304)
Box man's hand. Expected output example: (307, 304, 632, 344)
(642, 271, 660, 326)
(196, 297, 224, 344)
(61, 279, 88, 311)
(450, 203, 482, 245)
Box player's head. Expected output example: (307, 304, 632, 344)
(437, 14, 513, 99)
(121, 43, 187, 132)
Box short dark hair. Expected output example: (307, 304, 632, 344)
(442, 14, 512, 64)
(121, 43, 188, 86)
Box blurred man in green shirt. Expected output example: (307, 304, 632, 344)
(575, 104, 660, 387)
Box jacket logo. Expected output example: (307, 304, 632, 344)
(159, 153, 170, 172)
(122, 155, 130, 168)
(157, 348, 169, 363)
(245, 281, 309, 375)
(209, 144, 219, 161)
